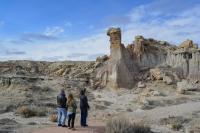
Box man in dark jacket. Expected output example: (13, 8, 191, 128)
(57, 89, 67, 127)
(80, 89, 90, 127)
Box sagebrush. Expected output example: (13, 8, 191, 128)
(49, 113, 57, 122)
(16, 105, 46, 118)
(105, 117, 152, 133)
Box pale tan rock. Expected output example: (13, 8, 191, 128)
(150, 68, 163, 80)
(96, 27, 138, 89)
(179, 39, 195, 49)
(163, 75, 173, 85)
(151, 90, 161, 96)
(138, 81, 146, 88)
(177, 80, 198, 94)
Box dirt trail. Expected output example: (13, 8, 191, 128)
(25, 102, 200, 133)
(32, 122, 105, 133)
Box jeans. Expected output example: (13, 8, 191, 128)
(57, 108, 67, 125)
(68, 113, 76, 128)
(80, 110, 88, 126)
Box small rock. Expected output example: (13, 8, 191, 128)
(138, 81, 146, 88)
(163, 75, 173, 85)
(177, 80, 198, 94)
(151, 91, 161, 96)
(150, 68, 163, 80)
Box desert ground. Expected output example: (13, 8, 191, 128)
(0, 60, 200, 133)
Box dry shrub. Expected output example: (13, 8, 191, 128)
(17, 105, 46, 118)
(171, 123, 182, 131)
(17, 106, 36, 118)
(160, 116, 188, 131)
(105, 117, 152, 133)
(49, 113, 57, 122)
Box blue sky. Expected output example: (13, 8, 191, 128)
(0, 0, 200, 61)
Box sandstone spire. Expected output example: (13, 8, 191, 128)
(96, 28, 137, 89)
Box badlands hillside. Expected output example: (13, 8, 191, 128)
(0, 28, 200, 133)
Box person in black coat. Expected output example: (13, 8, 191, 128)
(80, 89, 90, 127)
(57, 89, 67, 127)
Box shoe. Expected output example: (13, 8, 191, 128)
(62, 125, 68, 127)
(81, 124, 88, 127)
(71, 128, 76, 130)
(68, 127, 72, 129)
(58, 124, 62, 127)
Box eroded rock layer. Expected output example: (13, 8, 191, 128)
(96, 27, 200, 89)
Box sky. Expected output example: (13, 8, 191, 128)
(0, 0, 200, 61)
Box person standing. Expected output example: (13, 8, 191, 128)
(67, 93, 77, 130)
(57, 89, 67, 127)
(80, 89, 90, 127)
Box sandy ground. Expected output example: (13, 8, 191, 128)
(27, 101, 200, 133)
(131, 101, 200, 121)
(29, 122, 104, 133)
(1, 81, 200, 133)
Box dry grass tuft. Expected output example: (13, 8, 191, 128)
(160, 116, 189, 131)
(49, 113, 57, 122)
(17, 106, 36, 118)
(16, 105, 47, 118)
(105, 117, 152, 133)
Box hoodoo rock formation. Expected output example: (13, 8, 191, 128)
(96, 28, 137, 89)
(96, 27, 200, 89)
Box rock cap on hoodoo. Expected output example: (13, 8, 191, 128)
(135, 35, 144, 41)
(107, 27, 121, 36)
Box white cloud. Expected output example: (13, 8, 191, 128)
(121, 3, 200, 45)
(44, 26, 64, 36)
(0, 31, 109, 61)
(1, 1, 200, 61)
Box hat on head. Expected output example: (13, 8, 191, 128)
(60, 89, 65, 95)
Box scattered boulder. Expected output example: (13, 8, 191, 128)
(150, 68, 163, 80)
(163, 75, 173, 85)
(140, 88, 161, 97)
(138, 81, 146, 88)
(177, 80, 199, 94)
(150, 67, 180, 85)
(151, 90, 161, 96)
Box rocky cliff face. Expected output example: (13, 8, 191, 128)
(96, 27, 200, 89)
(96, 28, 174, 89)
(129, 35, 168, 68)
(166, 40, 200, 79)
